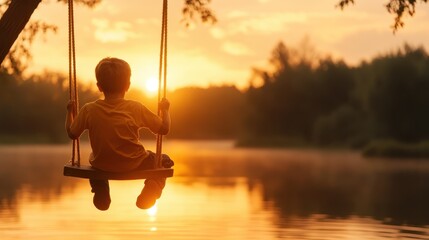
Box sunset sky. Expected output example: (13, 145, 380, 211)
(27, 0, 429, 92)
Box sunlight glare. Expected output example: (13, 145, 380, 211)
(147, 202, 158, 216)
(145, 77, 159, 94)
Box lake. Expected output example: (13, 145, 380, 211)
(1, 140, 429, 239)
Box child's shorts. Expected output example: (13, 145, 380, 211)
(137, 151, 174, 170)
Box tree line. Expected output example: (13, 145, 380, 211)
(0, 70, 245, 143)
(241, 42, 429, 148)
(1, 42, 429, 149)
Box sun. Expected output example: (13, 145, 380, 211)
(145, 77, 159, 94)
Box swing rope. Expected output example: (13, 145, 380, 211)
(68, 0, 81, 167)
(156, 0, 168, 168)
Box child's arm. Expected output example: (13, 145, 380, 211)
(65, 100, 77, 139)
(158, 98, 171, 135)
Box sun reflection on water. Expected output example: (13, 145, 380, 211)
(147, 203, 158, 217)
(147, 202, 158, 231)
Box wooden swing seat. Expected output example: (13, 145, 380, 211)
(63, 164, 174, 180)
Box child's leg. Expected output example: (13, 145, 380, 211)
(89, 179, 111, 211)
(161, 153, 174, 168)
(136, 178, 166, 209)
(136, 151, 173, 209)
(138, 151, 174, 169)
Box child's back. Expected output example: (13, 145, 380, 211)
(71, 98, 163, 172)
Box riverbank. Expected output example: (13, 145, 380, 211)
(362, 140, 429, 158)
(236, 137, 429, 159)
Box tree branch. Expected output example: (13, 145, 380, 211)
(337, 0, 428, 32)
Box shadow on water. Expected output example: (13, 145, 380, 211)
(0, 145, 78, 218)
(258, 161, 429, 227)
(1, 142, 429, 227)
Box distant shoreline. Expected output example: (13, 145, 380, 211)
(362, 140, 429, 159)
(236, 137, 429, 159)
(2, 135, 429, 159)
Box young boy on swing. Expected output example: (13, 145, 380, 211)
(65, 57, 173, 211)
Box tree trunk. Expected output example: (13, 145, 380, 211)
(0, 0, 41, 64)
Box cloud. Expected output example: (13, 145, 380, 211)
(210, 27, 226, 39)
(227, 11, 250, 19)
(225, 12, 307, 35)
(167, 53, 250, 89)
(94, 2, 121, 15)
(136, 18, 159, 25)
(91, 18, 138, 43)
(222, 42, 253, 56)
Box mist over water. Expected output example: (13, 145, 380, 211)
(1, 141, 429, 239)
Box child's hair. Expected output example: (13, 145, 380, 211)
(95, 57, 131, 94)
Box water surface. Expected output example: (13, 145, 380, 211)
(1, 141, 429, 239)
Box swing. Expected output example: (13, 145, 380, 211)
(63, 0, 173, 180)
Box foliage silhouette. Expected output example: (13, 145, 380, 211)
(0, 70, 99, 143)
(242, 42, 429, 150)
(337, 0, 429, 31)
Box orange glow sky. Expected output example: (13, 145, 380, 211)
(27, 0, 429, 91)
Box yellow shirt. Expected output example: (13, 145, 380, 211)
(70, 99, 162, 172)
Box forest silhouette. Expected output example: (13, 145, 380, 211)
(1, 42, 429, 155)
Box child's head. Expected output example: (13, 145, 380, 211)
(95, 57, 131, 94)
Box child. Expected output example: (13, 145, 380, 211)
(65, 57, 173, 211)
